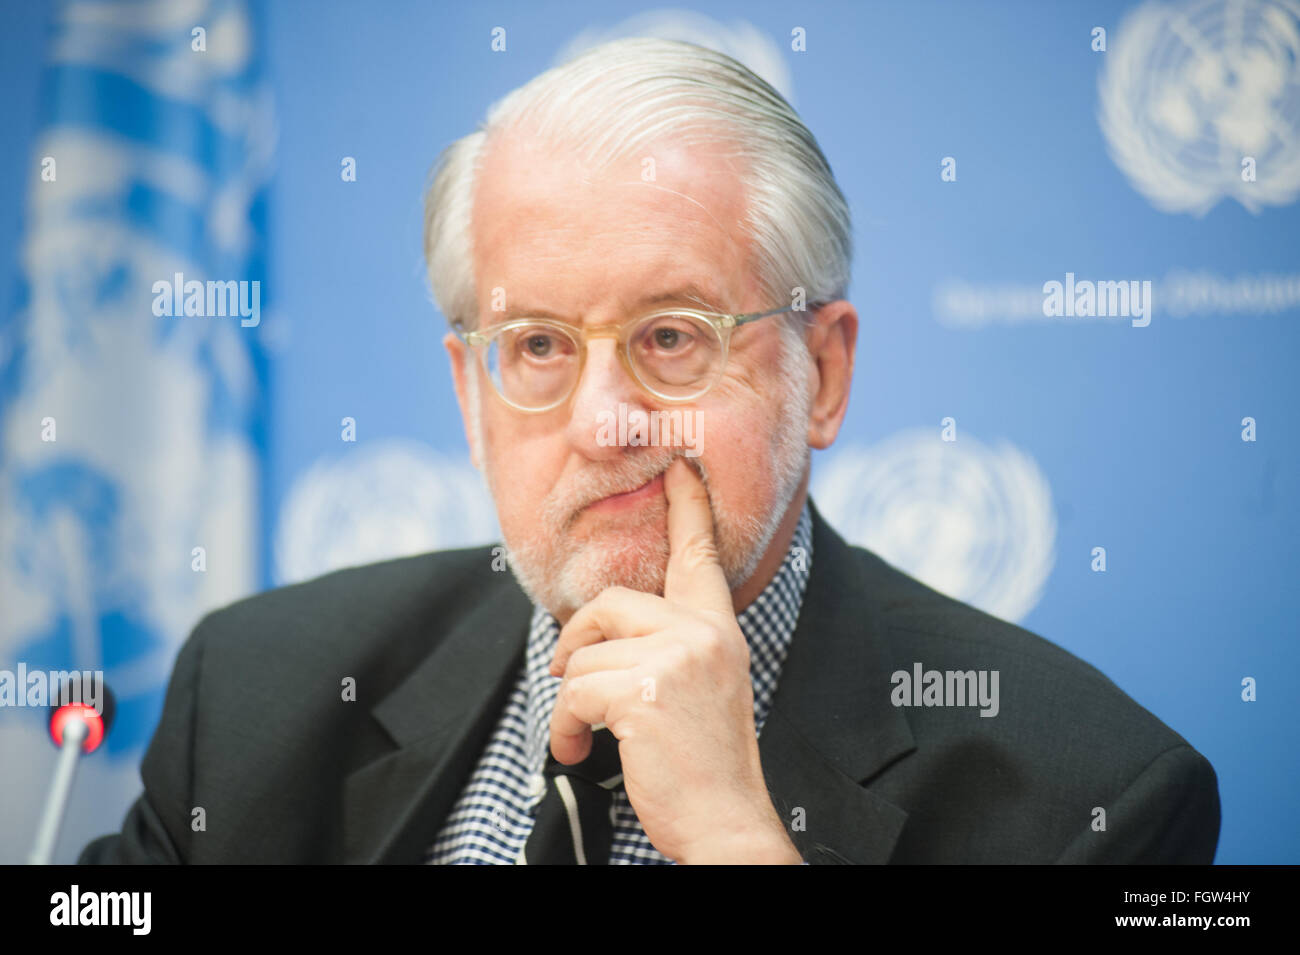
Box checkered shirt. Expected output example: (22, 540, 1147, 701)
(426, 502, 812, 864)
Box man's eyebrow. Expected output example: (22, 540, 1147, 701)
(494, 284, 729, 324)
(639, 284, 728, 312)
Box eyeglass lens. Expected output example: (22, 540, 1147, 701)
(481, 311, 724, 408)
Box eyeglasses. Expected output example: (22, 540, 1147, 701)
(453, 303, 814, 413)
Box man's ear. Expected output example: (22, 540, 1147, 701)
(444, 332, 483, 470)
(803, 301, 858, 450)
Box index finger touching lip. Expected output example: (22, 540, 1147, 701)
(662, 456, 733, 615)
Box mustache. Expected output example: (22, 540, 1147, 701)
(545, 448, 706, 532)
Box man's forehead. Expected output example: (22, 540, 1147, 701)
(480, 125, 742, 186)
(475, 130, 748, 245)
(472, 131, 756, 316)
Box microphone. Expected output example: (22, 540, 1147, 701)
(28, 682, 117, 865)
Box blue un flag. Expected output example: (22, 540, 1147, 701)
(0, 0, 273, 863)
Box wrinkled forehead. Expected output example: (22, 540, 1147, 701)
(470, 129, 759, 320)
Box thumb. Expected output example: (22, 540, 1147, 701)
(663, 457, 733, 614)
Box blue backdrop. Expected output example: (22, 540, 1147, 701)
(1, 0, 1295, 864)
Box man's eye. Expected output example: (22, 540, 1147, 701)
(647, 321, 696, 352)
(653, 327, 681, 349)
(524, 334, 555, 357)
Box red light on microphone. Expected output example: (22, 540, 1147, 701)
(49, 703, 106, 753)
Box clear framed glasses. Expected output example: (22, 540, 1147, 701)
(453, 303, 814, 413)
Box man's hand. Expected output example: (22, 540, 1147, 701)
(548, 457, 802, 864)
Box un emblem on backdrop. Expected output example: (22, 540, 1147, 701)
(1098, 0, 1300, 215)
(812, 430, 1057, 625)
(273, 440, 499, 585)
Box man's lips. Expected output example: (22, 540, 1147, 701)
(584, 471, 667, 515)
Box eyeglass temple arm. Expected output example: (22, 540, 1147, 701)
(732, 302, 825, 328)
(450, 319, 488, 346)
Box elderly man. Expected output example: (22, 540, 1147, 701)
(81, 37, 1219, 865)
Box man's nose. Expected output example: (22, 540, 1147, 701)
(565, 336, 651, 460)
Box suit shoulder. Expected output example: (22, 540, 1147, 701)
(845, 547, 1219, 860)
(850, 545, 1197, 756)
(186, 544, 505, 669)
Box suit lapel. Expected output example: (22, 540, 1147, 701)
(342, 568, 532, 863)
(758, 500, 916, 864)
(343, 497, 914, 865)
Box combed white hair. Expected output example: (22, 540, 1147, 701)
(422, 36, 852, 342)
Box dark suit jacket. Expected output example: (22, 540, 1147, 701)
(79, 501, 1220, 864)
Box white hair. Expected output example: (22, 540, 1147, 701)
(422, 36, 853, 342)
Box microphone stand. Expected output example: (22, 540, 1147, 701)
(29, 715, 90, 865)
